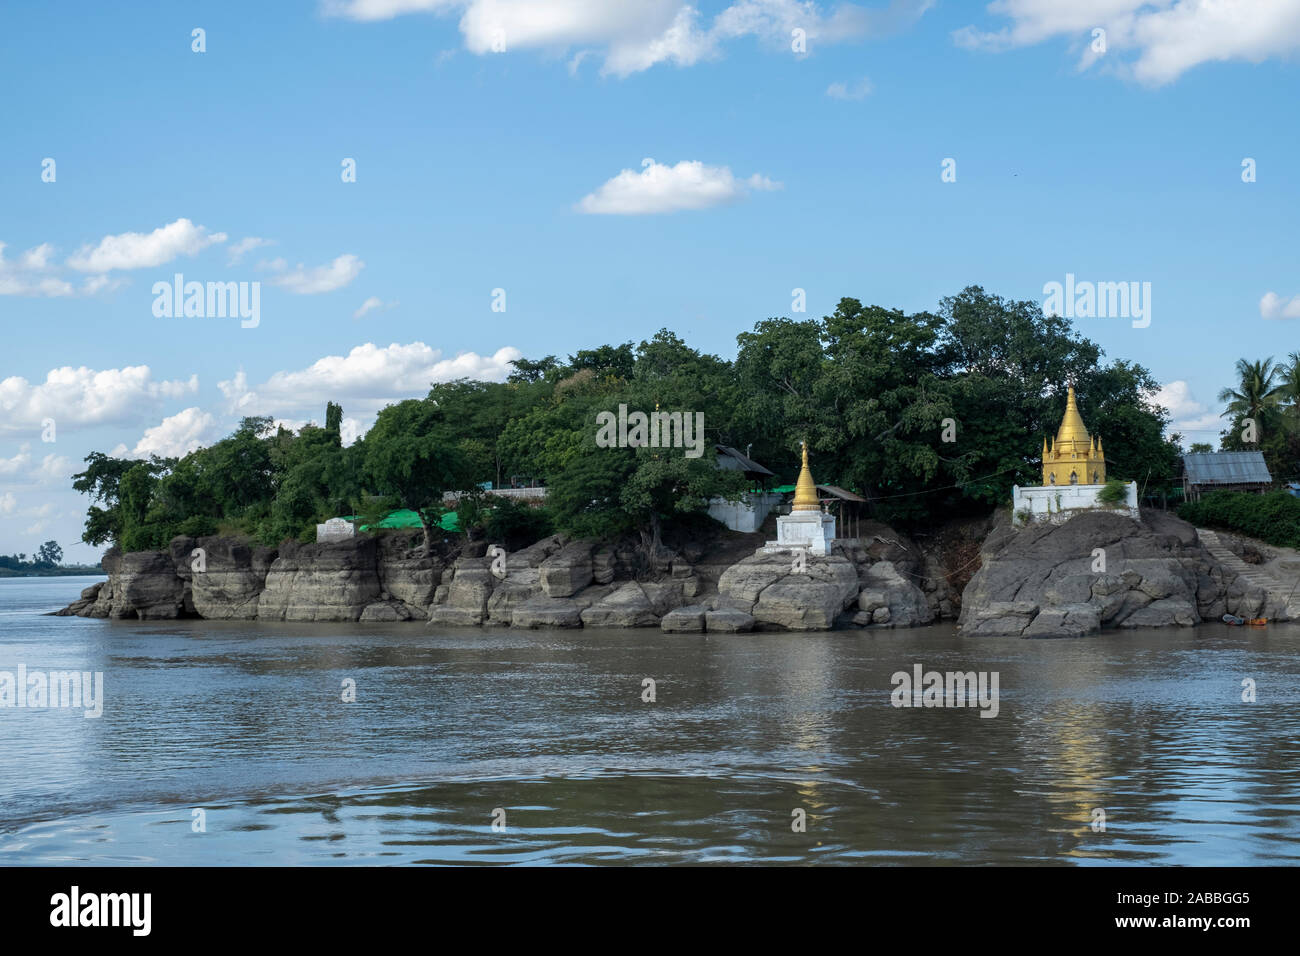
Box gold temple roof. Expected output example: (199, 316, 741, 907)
(1054, 385, 1091, 448)
(1043, 384, 1106, 485)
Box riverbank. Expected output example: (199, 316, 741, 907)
(0, 567, 104, 578)
(54, 520, 950, 632)
(53, 508, 1278, 637)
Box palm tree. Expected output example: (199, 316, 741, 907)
(1218, 357, 1283, 444)
(1276, 352, 1300, 433)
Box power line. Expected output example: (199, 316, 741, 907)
(865, 464, 1026, 501)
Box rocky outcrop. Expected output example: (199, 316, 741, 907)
(539, 540, 595, 597)
(359, 599, 415, 622)
(54, 518, 968, 632)
(705, 607, 756, 632)
(852, 560, 934, 628)
(580, 581, 687, 628)
(429, 555, 496, 627)
(376, 536, 444, 615)
(660, 605, 707, 633)
(257, 537, 383, 622)
(64, 533, 455, 623)
(718, 549, 860, 630)
(53, 581, 106, 617)
(112, 550, 187, 619)
(509, 598, 586, 628)
(186, 537, 277, 620)
(959, 509, 1269, 638)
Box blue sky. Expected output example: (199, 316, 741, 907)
(2, 0, 1299, 560)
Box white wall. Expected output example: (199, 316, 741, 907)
(1012, 482, 1139, 526)
(316, 518, 357, 542)
(708, 491, 784, 533)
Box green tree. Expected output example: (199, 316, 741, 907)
(71, 451, 143, 546)
(619, 448, 746, 559)
(427, 378, 543, 488)
(363, 399, 469, 554)
(507, 355, 560, 384)
(569, 342, 635, 380)
(35, 540, 63, 565)
(1218, 357, 1283, 444)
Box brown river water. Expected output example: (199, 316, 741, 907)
(1, 576, 1298, 865)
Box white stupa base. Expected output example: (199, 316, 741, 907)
(1011, 482, 1140, 526)
(764, 510, 836, 556)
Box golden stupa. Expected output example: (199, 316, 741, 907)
(1043, 385, 1105, 486)
(792, 441, 821, 511)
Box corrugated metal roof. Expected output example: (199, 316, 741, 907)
(1182, 451, 1272, 485)
(714, 444, 775, 477)
(817, 484, 867, 502)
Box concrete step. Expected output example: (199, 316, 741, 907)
(1196, 528, 1300, 616)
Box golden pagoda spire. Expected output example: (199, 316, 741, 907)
(792, 441, 820, 511)
(1041, 383, 1106, 485)
(1055, 385, 1090, 450)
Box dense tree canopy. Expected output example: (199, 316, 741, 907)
(72, 286, 1186, 553)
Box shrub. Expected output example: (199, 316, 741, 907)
(120, 523, 172, 552)
(1177, 490, 1300, 548)
(483, 499, 554, 549)
(1097, 479, 1129, 505)
(176, 515, 218, 538)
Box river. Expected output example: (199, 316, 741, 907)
(1, 575, 1298, 865)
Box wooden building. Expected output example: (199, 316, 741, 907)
(1181, 451, 1272, 502)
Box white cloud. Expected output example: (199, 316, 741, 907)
(353, 296, 399, 318)
(17, 243, 55, 270)
(826, 76, 873, 99)
(0, 445, 74, 485)
(954, 0, 1300, 86)
(67, 218, 227, 272)
(323, 0, 931, 75)
(228, 236, 274, 264)
(578, 158, 780, 215)
(259, 416, 370, 445)
(1260, 291, 1300, 320)
(37, 454, 73, 484)
(118, 407, 222, 459)
(0, 275, 74, 297)
(0, 366, 199, 435)
(0, 448, 28, 477)
(1153, 380, 1223, 437)
(272, 254, 365, 294)
(0, 493, 15, 516)
(322, 0, 459, 21)
(0, 241, 74, 297)
(218, 342, 524, 420)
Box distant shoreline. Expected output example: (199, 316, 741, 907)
(0, 569, 106, 579)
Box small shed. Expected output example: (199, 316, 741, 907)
(817, 484, 868, 541)
(714, 445, 775, 485)
(1181, 451, 1272, 502)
